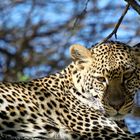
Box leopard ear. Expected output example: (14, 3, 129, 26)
(70, 44, 92, 64)
(130, 43, 140, 64)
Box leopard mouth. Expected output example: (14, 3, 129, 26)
(106, 108, 132, 120)
(115, 113, 124, 116)
(109, 110, 132, 120)
(112, 113, 125, 120)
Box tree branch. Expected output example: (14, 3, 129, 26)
(73, 0, 90, 29)
(99, 3, 130, 44)
(0, 48, 13, 57)
(125, 0, 140, 15)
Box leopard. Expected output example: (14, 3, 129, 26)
(0, 41, 140, 140)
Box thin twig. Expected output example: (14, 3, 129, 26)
(73, 0, 90, 30)
(63, 0, 90, 47)
(23, 0, 35, 37)
(99, 3, 130, 44)
(125, 0, 140, 15)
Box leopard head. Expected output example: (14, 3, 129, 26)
(70, 41, 140, 120)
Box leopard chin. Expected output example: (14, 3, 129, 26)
(110, 113, 126, 120)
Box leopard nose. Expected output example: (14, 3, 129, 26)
(109, 100, 125, 111)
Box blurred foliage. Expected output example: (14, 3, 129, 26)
(0, 0, 139, 81)
(17, 72, 29, 81)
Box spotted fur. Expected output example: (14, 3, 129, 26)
(0, 41, 139, 139)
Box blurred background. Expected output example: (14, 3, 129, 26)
(0, 0, 139, 134)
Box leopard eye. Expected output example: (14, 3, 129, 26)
(123, 71, 133, 80)
(96, 77, 106, 82)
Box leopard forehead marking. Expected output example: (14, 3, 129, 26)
(90, 42, 135, 77)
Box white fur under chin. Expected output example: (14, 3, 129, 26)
(48, 129, 72, 140)
(72, 90, 105, 113)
